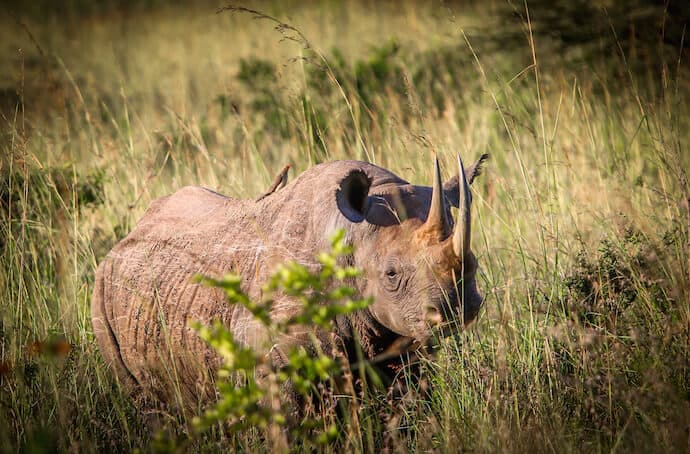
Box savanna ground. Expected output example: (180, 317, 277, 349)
(1, 0, 689, 452)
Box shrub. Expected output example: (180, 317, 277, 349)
(168, 230, 373, 449)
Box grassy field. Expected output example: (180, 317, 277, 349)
(1, 1, 689, 451)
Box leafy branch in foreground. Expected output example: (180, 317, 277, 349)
(189, 229, 371, 445)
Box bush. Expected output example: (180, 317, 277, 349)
(160, 230, 373, 449)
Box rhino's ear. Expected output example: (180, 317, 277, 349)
(443, 153, 488, 207)
(336, 170, 372, 222)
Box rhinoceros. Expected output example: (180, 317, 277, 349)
(91, 155, 487, 409)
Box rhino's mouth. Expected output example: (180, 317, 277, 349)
(397, 326, 462, 359)
(370, 335, 423, 365)
(420, 318, 471, 345)
(368, 321, 467, 369)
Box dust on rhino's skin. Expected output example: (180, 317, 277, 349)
(92, 157, 487, 408)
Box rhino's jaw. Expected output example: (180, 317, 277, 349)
(367, 302, 417, 338)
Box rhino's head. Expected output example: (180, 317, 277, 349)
(335, 155, 487, 342)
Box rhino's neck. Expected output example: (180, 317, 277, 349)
(254, 161, 414, 370)
(336, 309, 409, 369)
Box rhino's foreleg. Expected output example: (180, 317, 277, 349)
(261, 327, 349, 424)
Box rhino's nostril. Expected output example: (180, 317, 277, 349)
(424, 305, 443, 325)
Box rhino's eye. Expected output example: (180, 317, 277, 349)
(383, 262, 403, 292)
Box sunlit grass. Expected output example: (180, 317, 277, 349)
(1, 1, 688, 451)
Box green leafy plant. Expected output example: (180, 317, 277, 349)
(189, 229, 371, 446)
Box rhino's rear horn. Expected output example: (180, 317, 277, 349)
(337, 169, 372, 222)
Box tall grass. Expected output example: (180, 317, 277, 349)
(1, 1, 688, 451)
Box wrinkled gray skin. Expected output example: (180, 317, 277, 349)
(92, 157, 487, 409)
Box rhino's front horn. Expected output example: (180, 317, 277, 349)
(422, 156, 451, 240)
(452, 155, 471, 258)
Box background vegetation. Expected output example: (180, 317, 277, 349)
(1, 0, 688, 451)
